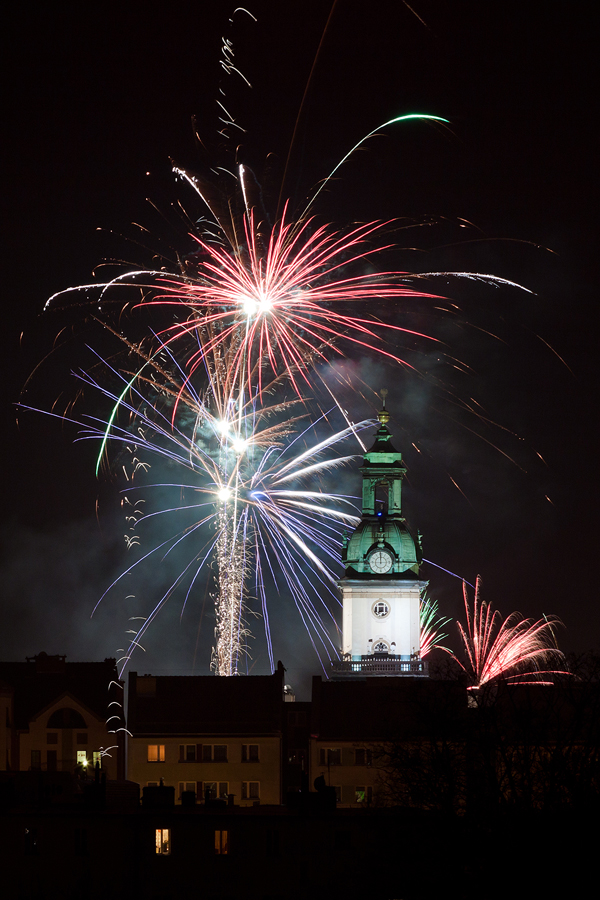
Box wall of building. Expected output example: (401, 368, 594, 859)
(128, 735, 281, 805)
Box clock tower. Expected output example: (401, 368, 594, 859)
(334, 394, 428, 677)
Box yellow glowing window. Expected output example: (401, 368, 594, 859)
(214, 829, 229, 855)
(148, 744, 165, 762)
(76, 750, 88, 767)
(155, 828, 171, 855)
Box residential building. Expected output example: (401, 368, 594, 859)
(0, 653, 125, 779)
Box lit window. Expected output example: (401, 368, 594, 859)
(77, 750, 88, 767)
(148, 744, 166, 762)
(214, 830, 229, 855)
(241, 744, 259, 762)
(92, 751, 102, 768)
(155, 828, 171, 855)
(242, 781, 260, 800)
(319, 748, 341, 766)
(355, 786, 373, 804)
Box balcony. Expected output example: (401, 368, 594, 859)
(331, 655, 429, 679)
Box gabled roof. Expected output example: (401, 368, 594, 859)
(0, 655, 120, 730)
(128, 669, 284, 735)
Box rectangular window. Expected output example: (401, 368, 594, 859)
(203, 781, 228, 800)
(200, 744, 228, 762)
(47, 732, 58, 745)
(241, 744, 259, 762)
(147, 781, 159, 787)
(288, 748, 307, 767)
(76, 733, 88, 745)
(319, 748, 341, 766)
(92, 751, 102, 768)
(77, 750, 88, 767)
(155, 828, 171, 855)
(333, 785, 342, 803)
(355, 786, 373, 804)
(354, 748, 372, 766)
(242, 781, 260, 800)
(214, 830, 229, 855)
(148, 744, 166, 762)
(178, 781, 196, 799)
(179, 744, 196, 762)
(31, 750, 41, 770)
(47, 750, 57, 772)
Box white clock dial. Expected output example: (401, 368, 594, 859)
(369, 550, 393, 574)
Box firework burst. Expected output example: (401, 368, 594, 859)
(420, 595, 452, 658)
(40, 348, 372, 676)
(456, 576, 568, 690)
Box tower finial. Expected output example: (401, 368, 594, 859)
(378, 388, 390, 425)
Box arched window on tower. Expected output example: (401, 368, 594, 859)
(374, 481, 389, 516)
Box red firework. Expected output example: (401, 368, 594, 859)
(141, 203, 441, 396)
(457, 576, 568, 689)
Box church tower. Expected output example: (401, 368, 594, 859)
(333, 393, 428, 677)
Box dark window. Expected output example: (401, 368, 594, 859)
(213, 745, 227, 762)
(47, 750, 57, 772)
(354, 748, 372, 766)
(242, 781, 260, 800)
(288, 748, 307, 766)
(31, 750, 41, 770)
(319, 748, 341, 766)
(202, 745, 213, 762)
(47, 733, 58, 745)
(241, 744, 259, 762)
(76, 733, 88, 745)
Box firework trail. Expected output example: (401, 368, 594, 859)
(35, 87, 533, 677)
(33, 346, 372, 676)
(455, 576, 568, 690)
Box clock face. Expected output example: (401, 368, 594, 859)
(369, 549, 393, 574)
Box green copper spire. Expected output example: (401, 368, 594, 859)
(342, 392, 421, 578)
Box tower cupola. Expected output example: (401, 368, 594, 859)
(334, 391, 428, 678)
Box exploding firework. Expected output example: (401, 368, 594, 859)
(419, 595, 452, 658)
(42, 347, 373, 676)
(455, 576, 568, 690)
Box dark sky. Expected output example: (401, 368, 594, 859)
(2, 1, 597, 696)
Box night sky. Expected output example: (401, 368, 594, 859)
(2, 1, 597, 697)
